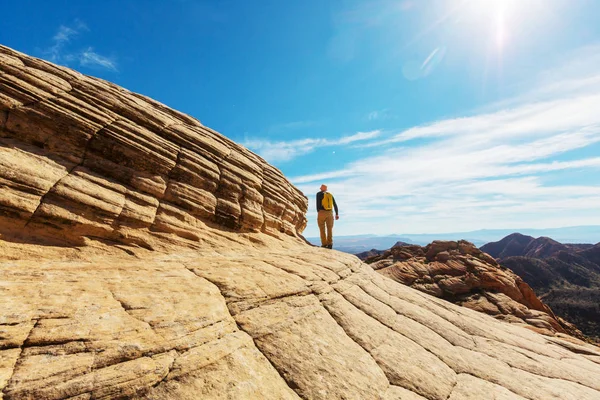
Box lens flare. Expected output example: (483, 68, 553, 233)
(496, 10, 505, 50)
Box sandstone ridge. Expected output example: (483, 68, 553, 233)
(0, 44, 307, 249)
(2, 45, 600, 400)
(362, 240, 583, 338)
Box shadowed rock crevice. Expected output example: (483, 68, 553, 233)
(158, 144, 183, 201)
(445, 380, 459, 400)
(1, 110, 9, 130)
(106, 289, 162, 338)
(0, 79, 55, 113)
(1, 320, 37, 397)
(23, 170, 76, 228)
(150, 353, 177, 391)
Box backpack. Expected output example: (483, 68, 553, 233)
(322, 192, 333, 211)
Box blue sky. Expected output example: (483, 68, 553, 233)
(3, 0, 600, 238)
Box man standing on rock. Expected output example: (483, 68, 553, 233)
(316, 184, 339, 249)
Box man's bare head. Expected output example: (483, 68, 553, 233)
(320, 184, 327, 192)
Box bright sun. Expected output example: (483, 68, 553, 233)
(460, 0, 544, 52)
(494, 1, 508, 49)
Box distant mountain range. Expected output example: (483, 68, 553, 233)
(306, 225, 600, 254)
(481, 233, 600, 340)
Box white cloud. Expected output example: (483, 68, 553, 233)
(47, 23, 86, 62)
(294, 45, 600, 237)
(53, 26, 78, 44)
(361, 95, 600, 148)
(79, 47, 117, 71)
(367, 109, 393, 121)
(43, 21, 117, 72)
(367, 111, 381, 120)
(244, 130, 380, 162)
(337, 130, 381, 144)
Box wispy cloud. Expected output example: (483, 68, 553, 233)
(243, 130, 380, 163)
(293, 45, 600, 236)
(360, 93, 600, 148)
(367, 109, 390, 121)
(78, 47, 117, 70)
(43, 21, 117, 71)
(337, 130, 380, 144)
(53, 24, 82, 43)
(46, 20, 88, 63)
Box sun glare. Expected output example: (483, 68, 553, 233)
(460, 0, 545, 53)
(491, 0, 513, 50)
(496, 10, 505, 49)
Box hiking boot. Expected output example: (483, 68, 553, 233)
(327, 244, 333, 249)
(321, 245, 328, 248)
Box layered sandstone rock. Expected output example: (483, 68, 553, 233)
(363, 240, 584, 338)
(2, 45, 600, 400)
(0, 44, 307, 248)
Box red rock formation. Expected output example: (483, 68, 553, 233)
(365, 240, 584, 338)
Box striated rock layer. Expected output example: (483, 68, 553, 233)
(2, 44, 600, 400)
(0, 44, 307, 247)
(363, 240, 584, 338)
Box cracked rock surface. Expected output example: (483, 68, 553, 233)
(2, 45, 600, 399)
(363, 240, 586, 340)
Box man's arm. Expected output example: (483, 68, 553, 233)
(316, 192, 321, 212)
(332, 195, 339, 217)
